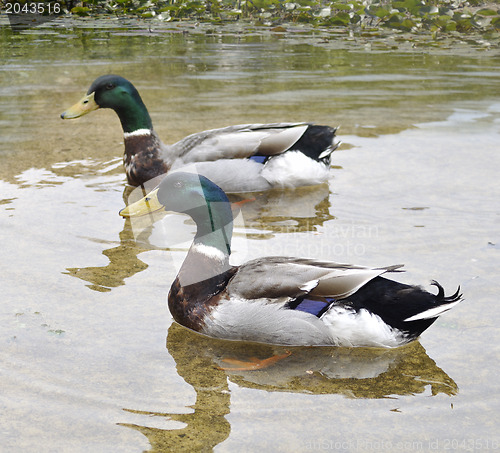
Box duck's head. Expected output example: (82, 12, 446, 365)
(120, 172, 234, 238)
(61, 75, 152, 132)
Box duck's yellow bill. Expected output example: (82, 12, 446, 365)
(60, 92, 99, 119)
(120, 188, 164, 218)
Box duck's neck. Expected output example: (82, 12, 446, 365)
(177, 202, 233, 287)
(113, 94, 153, 134)
(193, 203, 232, 255)
(111, 94, 171, 185)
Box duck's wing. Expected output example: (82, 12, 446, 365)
(169, 123, 330, 164)
(227, 257, 403, 302)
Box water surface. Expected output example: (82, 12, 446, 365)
(1, 17, 499, 452)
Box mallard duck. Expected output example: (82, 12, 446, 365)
(119, 172, 462, 347)
(61, 75, 338, 192)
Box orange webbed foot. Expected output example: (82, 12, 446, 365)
(219, 351, 291, 371)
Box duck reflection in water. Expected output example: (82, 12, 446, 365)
(119, 323, 457, 452)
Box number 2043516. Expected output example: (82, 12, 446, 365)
(4, 2, 62, 14)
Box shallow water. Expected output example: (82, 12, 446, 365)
(1, 17, 500, 452)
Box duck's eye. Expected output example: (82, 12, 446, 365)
(145, 197, 151, 202)
(105, 83, 115, 90)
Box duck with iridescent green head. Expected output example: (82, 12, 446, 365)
(61, 75, 339, 192)
(120, 171, 462, 348)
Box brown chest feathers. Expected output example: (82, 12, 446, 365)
(168, 268, 237, 331)
(123, 133, 169, 186)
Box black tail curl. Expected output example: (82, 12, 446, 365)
(430, 280, 462, 303)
